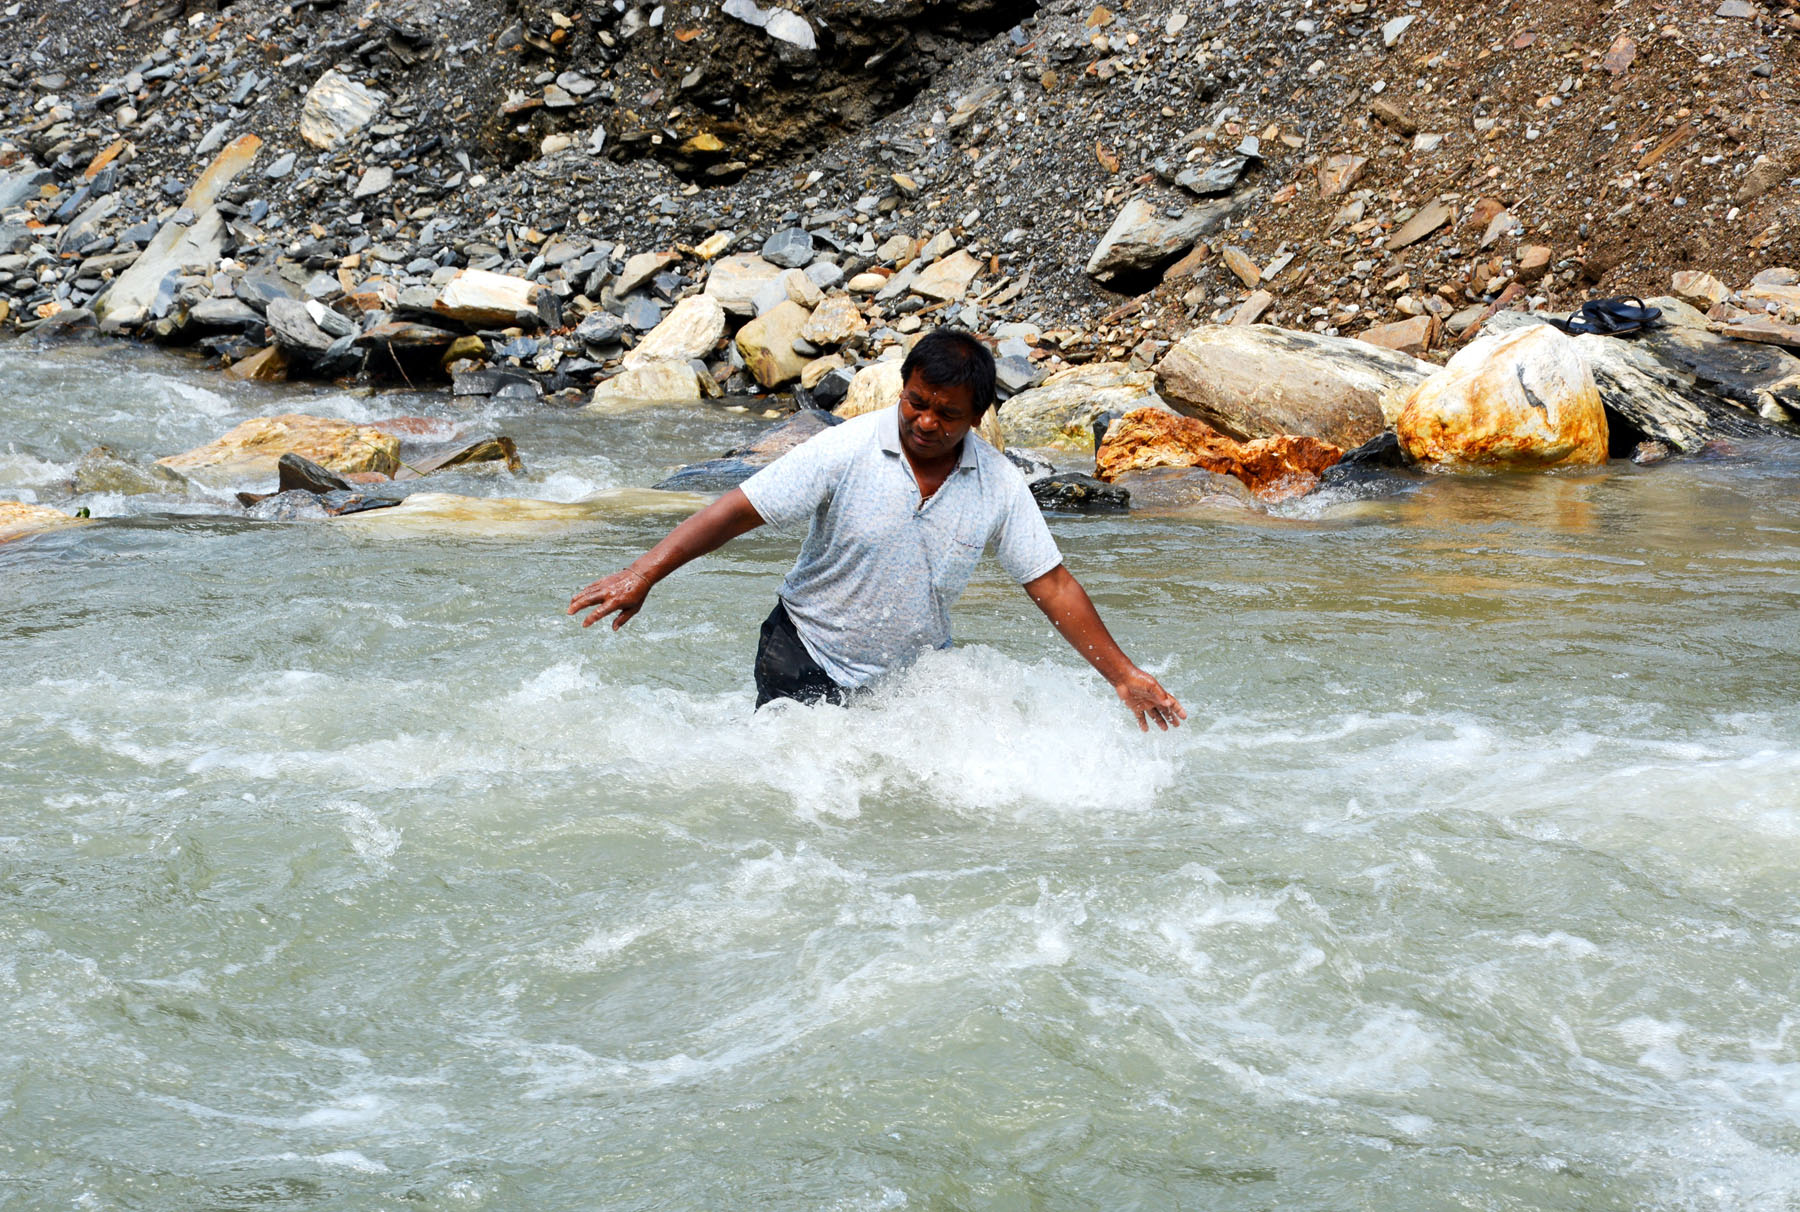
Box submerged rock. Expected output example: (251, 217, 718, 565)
(1110, 466, 1263, 511)
(652, 409, 842, 492)
(1096, 408, 1343, 501)
(73, 446, 191, 495)
(1393, 326, 1607, 471)
(0, 500, 87, 542)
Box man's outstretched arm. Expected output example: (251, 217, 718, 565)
(567, 488, 766, 629)
(1023, 565, 1187, 732)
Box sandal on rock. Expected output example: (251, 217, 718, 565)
(1546, 296, 1663, 337)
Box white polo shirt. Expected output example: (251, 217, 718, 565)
(740, 406, 1063, 688)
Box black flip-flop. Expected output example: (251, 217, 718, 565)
(1545, 296, 1663, 337)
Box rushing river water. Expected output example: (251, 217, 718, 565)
(4, 337, 1800, 1211)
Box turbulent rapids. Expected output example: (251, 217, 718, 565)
(5, 341, 1800, 1211)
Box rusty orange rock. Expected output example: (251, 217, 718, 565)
(1095, 408, 1343, 501)
(1392, 325, 1607, 471)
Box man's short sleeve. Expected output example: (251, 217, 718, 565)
(739, 425, 851, 533)
(991, 466, 1063, 585)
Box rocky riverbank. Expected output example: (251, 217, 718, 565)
(1, 0, 1798, 537)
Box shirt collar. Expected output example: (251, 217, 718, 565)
(879, 404, 982, 471)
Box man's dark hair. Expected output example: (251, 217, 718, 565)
(900, 328, 997, 414)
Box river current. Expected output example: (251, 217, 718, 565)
(3, 339, 1799, 1211)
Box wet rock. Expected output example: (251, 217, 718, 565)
(0, 500, 86, 543)
(624, 295, 726, 367)
(1317, 431, 1420, 490)
(1096, 409, 1343, 501)
(762, 227, 815, 269)
(434, 269, 540, 327)
(158, 414, 402, 485)
(1392, 326, 1608, 471)
(301, 69, 385, 150)
(394, 436, 522, 480)
(73, 446, 190, 495)
(1086, 196, 1237, 283)
(998, 362, 1167, 450)
(246, 489, 399, 521)
(1156, 325, 1432, 448)
(736, 299, 812, 387)
(652, 409, 842, 491)
(587, 361, 701, 408)
(277, 452, 354, 494)
(1029, 473, 1130, 513)
(223, 345, 290, 382)
(703, 252, 783, 317)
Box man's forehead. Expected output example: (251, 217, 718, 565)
(902, 374, 975, 410)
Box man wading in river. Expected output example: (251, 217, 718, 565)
(566, 328, 1186, 732)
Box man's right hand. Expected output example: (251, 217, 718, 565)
(568, 568, 651, 629)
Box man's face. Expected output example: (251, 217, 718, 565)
(897, 373, 979, 463)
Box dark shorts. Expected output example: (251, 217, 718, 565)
(754, 601, 852, 709)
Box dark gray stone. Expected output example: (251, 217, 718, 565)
(1029, 473, 1130, 513)
(623, 296, 663, 331)
(761, 226, 814, 269)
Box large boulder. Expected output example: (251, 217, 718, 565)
(587, 361, 702, 409)
(157, 415, 402, 485)
(998, 362, 1168, 450)
(1484, 305, 1797, 450)
(704, 253, 783, 317)
(624, 295, 726, 367)
(1086, 196, 1238, 283)
(1095, 408, 1343, 501)
(1157, 325, 1432, 448)
(736, 300, 812, 387)
(1391, 326, 1607, 470)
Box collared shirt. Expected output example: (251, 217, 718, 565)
(740, 405, 1063, 688)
